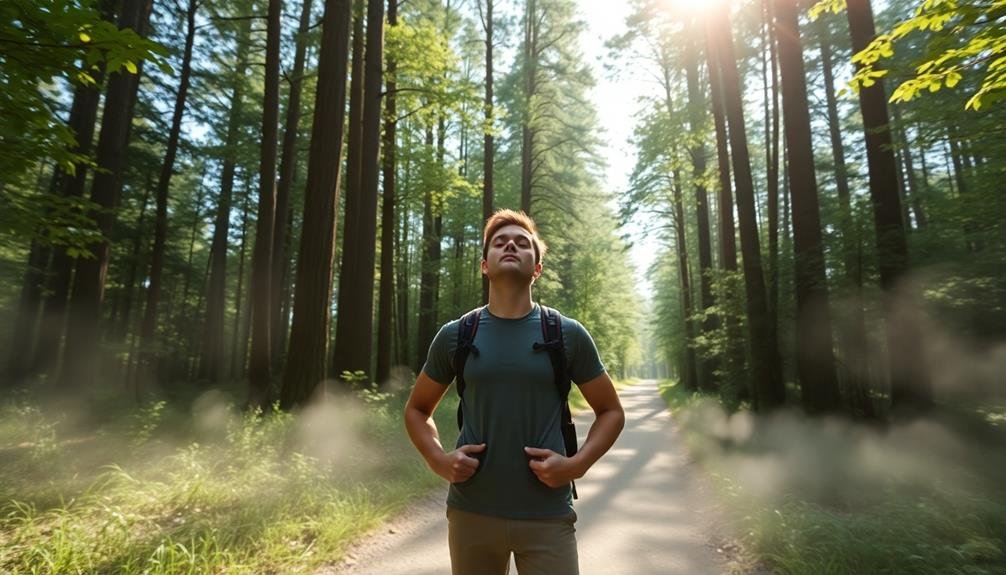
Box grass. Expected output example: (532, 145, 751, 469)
(658, 379, 1006, 575)
(0, 382, 459, 574)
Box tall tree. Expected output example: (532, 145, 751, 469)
(332, 0, 384, 383)
(247, 0, 284, 408)
(519, 0, 537, 214)
(682, 25, 717, 390)
(774, 0, 840, 413)
(376, 0, 399, 385)
(845, 0, 932, 409)
(280, 0, 352, 408)
(762, 0, 781, 347)
(707, 6, 784, 410)
(332, 0, 366, 381)
(136, 0, 200, 384)
(271, 0, 316, 368)
(60, 0, 154, 387)
(200, 14, 253, 383)
(479, 0, 494, 304)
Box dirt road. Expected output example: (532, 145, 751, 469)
(330, 380, 736, 574)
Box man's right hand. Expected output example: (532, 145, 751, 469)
(433, 443, 486, 483)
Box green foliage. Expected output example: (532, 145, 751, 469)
(659, 382, 1006, 575)
(0, 0, 168, 181)
(0, 387, 458, 574)
(813, 0, 1006, 110)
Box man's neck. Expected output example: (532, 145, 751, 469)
(486, 282, 534, 319)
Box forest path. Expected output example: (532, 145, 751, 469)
(325, 379, 742, 574)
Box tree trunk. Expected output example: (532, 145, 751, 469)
(481, 0, 494, 305)
(774, 0, 840, 413)
(818, 15, 872, 417)
(332, 0, 384, 383)
(683, 32, 717, 391)
(891, 104, 926, 230)
(763, 0, 781, 352)
(705, 15, 745, 388)
(61, 0, 152, 388)
(846, 0, 931, 410)
(136, 0, 198, 386)
(230, 180, 253, 380)
(395, 195, 411, 367)
(707, 7, 784, 410)
(247, 0, 284, 409)
(519, 0, 537, 215)
(199, 17, 252, 382)
(376, 0, 398, 386)
(332, 0, 365, 375)
(279, 0, 352, 408)
(5, 240, 49, 383)
(415, 125, 439, 373)
(271, 0, 315, 370)
(672, 169, 699, 392)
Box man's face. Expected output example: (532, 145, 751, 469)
(481, 224, 542, 283)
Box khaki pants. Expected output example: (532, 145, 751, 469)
(447, 507, 579, 575)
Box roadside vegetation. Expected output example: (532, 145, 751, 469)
(0, 384, 458, 574)
(659, 380, 1006, 575)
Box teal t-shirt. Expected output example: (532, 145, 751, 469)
(421, 303, 605, 519)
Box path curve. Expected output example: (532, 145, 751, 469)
(328, 380, 743, 574)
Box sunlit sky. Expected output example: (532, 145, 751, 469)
(576, 1, 659, 301)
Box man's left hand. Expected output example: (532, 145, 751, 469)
(524, 446, 582, 488)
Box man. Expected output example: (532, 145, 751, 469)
(404, 209, 625, 574)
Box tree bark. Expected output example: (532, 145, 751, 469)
(376, 0, 398, 385)
(683, 31, 717, 391)
(705, 14, 746, 387)
(199, 17, 252, 382)
(763, 0, 781, 351)
(247, 0, 284, 409)
(271, 0, 315, 370)
(136, 0, 199, 386)
(672, 168, 699, 392)
(332, 0, 384, 383)
(480, 0, 494, 305)
(230, 180, 253, 380)
(415, 125, 439, 373)
(279, 0, 352, 408)
(519, 0, 537, 215)
(818, 15, 872, 417)
(332, 0, 366, 378)
(774, 0, 840, 413)
(61, 0, 152, 388)
(846, 0, 931, 410)
(707, 7, 784, 410)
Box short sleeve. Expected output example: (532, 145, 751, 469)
(564, 318, 605, 385)
(421, 320, 458, 385)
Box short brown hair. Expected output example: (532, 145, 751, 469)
(482, 209, 547, 264)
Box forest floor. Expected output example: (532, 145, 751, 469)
(324, 379, 763, 575)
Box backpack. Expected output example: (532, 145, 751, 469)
(452, 304, 579, 499)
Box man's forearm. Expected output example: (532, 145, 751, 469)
(570, 408, 625, 478)
(405, 408, 448, 468)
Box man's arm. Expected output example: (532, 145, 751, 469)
(525, 371, 625, 487)
(404, 371, 486, 483)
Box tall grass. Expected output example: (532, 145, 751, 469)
(658, 380, 1006, 575)
(0, 384, 458, 574)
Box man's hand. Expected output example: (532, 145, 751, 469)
(524, 446, 583, 488)
(433, 443, 486, 483)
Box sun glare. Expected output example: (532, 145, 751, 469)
(660, 0, 723, 17)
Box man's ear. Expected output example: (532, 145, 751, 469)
(481, 259, 489, 276)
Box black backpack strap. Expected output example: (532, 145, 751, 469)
(454, 306, 484, 430)
(534, 304, 579, 499)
